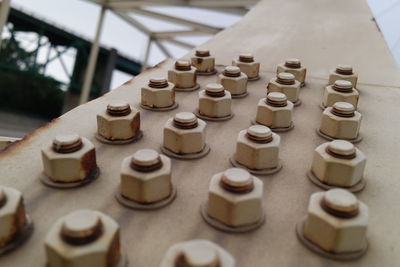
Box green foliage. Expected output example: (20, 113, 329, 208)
(0, 37, 65, 119)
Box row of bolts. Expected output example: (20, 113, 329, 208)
(0, 49, 368, 265)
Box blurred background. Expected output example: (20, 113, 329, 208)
(0, 0, 398, 140)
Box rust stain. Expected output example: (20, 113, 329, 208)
(81, 149, 97, 175)
(0, 118, 60, 158)
(107, 230, 121, 267)
(130, 113, 141, 135)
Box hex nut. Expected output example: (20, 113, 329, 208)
(267, 72, 300, 104)
(160, 239, 235, 267)
(302, 189, 368, 254)
(41, 134, 98, 183)
(119, 149, 173, 204)
(168, 60, 198, 90)
(310, 140, 366, 188)
(322, 80, 359, 109)
(206, 168, 264, 228)
(45, 210, 124, 267)
(163, 112, 207, 155)
(0, 186, 32, 252)
(319, 102, 362, 140)
(234, 125, 280, 170)
(198, 83, 232, 119)
(277, 58, 307, 86)
(191, 49, 216, 74)
(217, 66, 248, 97)
(96, 102, 141, 141)
(141, 77, 176, 109)
(256, 92, 293, 129)
(232, 53, 260, 80)
(328, 64, 358, 88)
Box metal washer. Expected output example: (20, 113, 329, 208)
(115, 187, 177, 210)
(307, 170, 366, 193)
(40, 167, 100, 189)
(200, 203, 265, 233)
(95, 130, 143, 145)
(295, 217, 368, 261)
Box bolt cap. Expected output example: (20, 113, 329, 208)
(286, 58, 301, 66)
(247, 125, 272, 140)
(107, 101, 131, 116)
(53, 134, 83, 153)
(224, 66, 240, 75)
(327, 140, 356, 157)
(150, 77, 167, 84)
(332, 102, 355, 115)
(206, 83, 224, 93)
(107, 101, 129, 111)
(334, 80, 352, 89)
(277, 72, 295, 81)
(336, 64, 353, 72)
(181, 242, 220, 267)
(174, 112, 197, 124)
(323, 189, 359, 214)
(221, 168, 253, 188)
(195, 49, 210, 57)
(239, 53, 254, 62)
(149, 77, 169, 88)
(267, 92, 287, 102)
(175, 60, 192, 70)
(61, 210, 102, 240)
(131, 149, 161, 167)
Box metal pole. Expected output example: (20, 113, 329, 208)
(0, 0, 11, 49)
(79, 6, 106, 104)
(141, 37, 152, 71)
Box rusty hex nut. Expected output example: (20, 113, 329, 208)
(168, 60, 197, 89)
(41, 135, 98, 183)
(256, 92, 293, 129)
(206, 168, 264, 227)
(232, 53, 260, 80)
(319, 102, 362, 140)
(277, 58, 307, 86)
(217, 66, 248, 97)
(323, 80, 359, 109)
(141, 77, 176, 108)
(45, 209, 122, 267)
(120, 149, 172, 204)
(234, 125, 280, 170)
(311, 140, 366, 188)
(328, 64, 358, 88)
(0, 186, 30, 250)
(160, 239, 235, 267)
(97, 102, 141, 141)
(267, 72, 300, 104)
(163, 112, 207, 154)
(302, 189, 368, 254)
(198, 83, 232, 118)
(191, 49, 215, 74)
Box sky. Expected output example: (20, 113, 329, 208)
(7, 0, 243, 90)
(4, 0, 400, 90)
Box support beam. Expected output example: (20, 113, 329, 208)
(152, 30, 211, 39)
(114, 10, 150, 34)
(123, 8, 221, 34)
(141, 36, 152, 71)
(153, 38, 172, 58)
(105, 0, 259, 9)
(162, 37, 195, 49)
(79, 6, 106, 104)
(0, 0, 11, 48)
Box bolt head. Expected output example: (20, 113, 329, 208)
(323, 189, 359, 214)
(131, 149, 161, 167)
